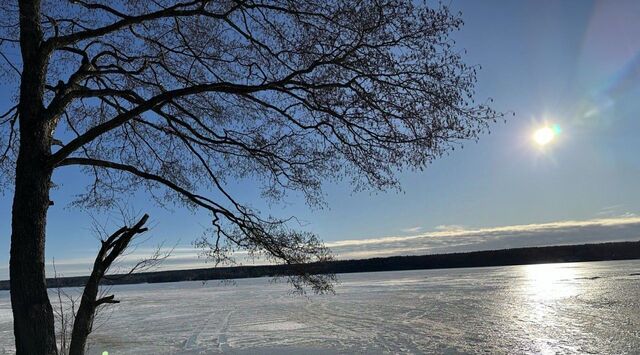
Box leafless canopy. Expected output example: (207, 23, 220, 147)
(0, 1, 500, 292)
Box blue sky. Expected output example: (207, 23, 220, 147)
(2, 0, 640, 278)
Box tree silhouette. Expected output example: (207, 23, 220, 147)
(0, 1, 500, 353)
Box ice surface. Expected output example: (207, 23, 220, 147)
(1, 260, 640, 354)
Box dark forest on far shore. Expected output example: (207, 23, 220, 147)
(1, 240, 639, 291)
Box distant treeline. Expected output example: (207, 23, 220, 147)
(1, 240, 639, 291)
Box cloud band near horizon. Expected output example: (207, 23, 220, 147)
(1, 215, 639, 280)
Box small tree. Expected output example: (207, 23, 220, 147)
(51, 214, 167, 355)
(68, 214, 149, 355)
(0, 1, 500, 354)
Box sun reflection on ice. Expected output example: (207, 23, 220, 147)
(515, 263, 586, 354)
(524, 263, 579, 300)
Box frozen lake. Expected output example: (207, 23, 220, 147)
(1, 260, 640, 354)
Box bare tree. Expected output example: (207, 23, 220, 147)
(0, 1, 501, 353)
(68, 214, 149, 355)
(49, 214, 166, 355)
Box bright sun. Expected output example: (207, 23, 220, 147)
(532, 125, 560, 146)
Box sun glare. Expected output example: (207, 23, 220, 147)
(532, 125, 560, 147)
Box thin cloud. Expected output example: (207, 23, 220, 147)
(2, 216, 639, 280)
(596, 204, 625, 216)
(329, 215, 640, 259)
(434, 225, 466, 232)
(401, 226, 423, 233)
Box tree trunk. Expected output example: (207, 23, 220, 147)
(69, 267, 101, 355)
(68, 262, 102, 355)
(10, 147, 58, 355)
(11, 0, 58, 353)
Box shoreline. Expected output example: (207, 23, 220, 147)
(1, 240, 639, 291)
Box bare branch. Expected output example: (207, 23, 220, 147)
(0, 49, 20, 76)
(45, 1, 216, 49)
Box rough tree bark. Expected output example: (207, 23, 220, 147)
(10, 0, 58, 353)
(10, 135, 57, 355)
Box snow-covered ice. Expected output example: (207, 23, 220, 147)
(1, 260, 639, 354)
